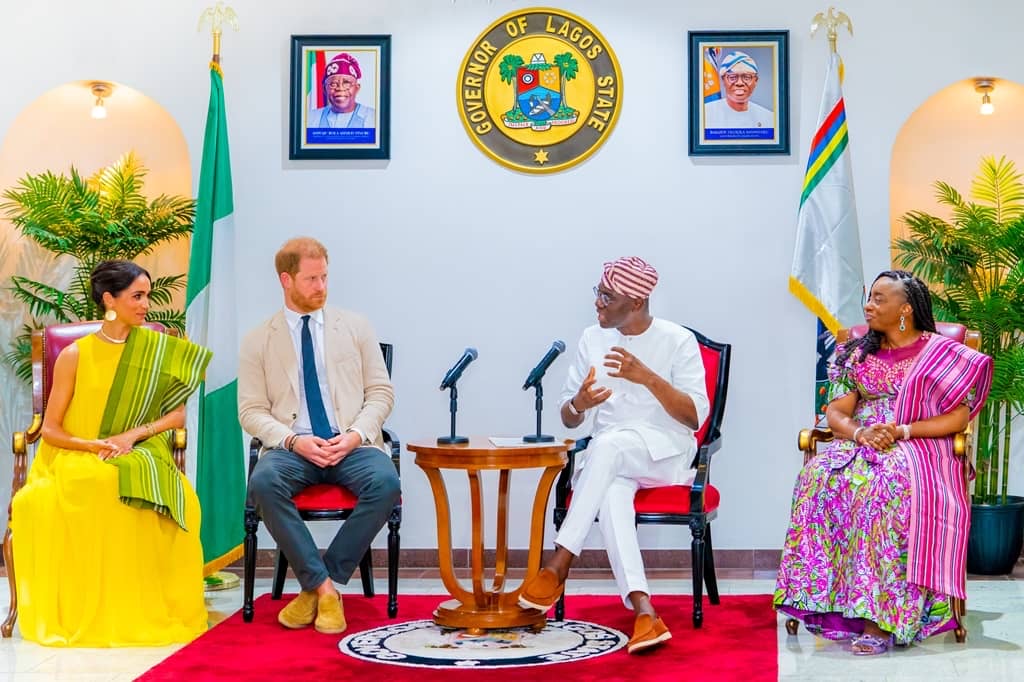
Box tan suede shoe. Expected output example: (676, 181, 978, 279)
(627, 613, 671, 654)
(517, 567, 565, 611)
(314, 593, 347, 634)
(277, 591, 318, 629)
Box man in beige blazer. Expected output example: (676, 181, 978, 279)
(239, 237, 398, 634)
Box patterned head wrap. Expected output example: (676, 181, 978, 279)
(601, 257, 659, 300)
(718, 51, 758, 76)
(324, 53, 362, 82)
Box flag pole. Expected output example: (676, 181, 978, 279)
(197, 2, 239, 65)
(795, 7, 863, 424)
(194, 1, 242, 592)
(810, 7, 854, 54)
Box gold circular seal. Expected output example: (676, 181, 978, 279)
(457, 8, 623, 174)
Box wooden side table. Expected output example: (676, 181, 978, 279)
(409, 437, 569, 632)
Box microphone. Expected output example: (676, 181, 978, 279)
(522, 340, 566, 390)
(439, 348, 478, 390)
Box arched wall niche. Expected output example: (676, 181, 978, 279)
(889, 77, 1024, 257)
(0, 80, 192, 521)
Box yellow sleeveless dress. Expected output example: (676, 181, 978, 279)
(11, 334, 208, 646)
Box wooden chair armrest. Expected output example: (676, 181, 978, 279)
(11, 414, 43, 500)
(555, 437, 590, 509)
(172, 428, 187, 473)
(382, 427, 400, 476)
(248, 437, 263, 480)
(798, 427, 834, 464)
(688, 435, 720, 513)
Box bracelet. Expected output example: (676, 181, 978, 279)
(145, 422, 156, 438)
(566, 397, 582, 416)
(852, 426, 865, 443)
(900, 424, 911, 440)
(286, 434, 298, 452)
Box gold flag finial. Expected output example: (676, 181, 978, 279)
(198, 2, 239, 63)
(811, 7, 853, 54)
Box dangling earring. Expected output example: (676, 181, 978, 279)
(104, 309, 117, 322)
(899, 314, 906, 332)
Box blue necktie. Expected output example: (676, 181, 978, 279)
(301, 315, 333, 439)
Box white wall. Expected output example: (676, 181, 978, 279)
(2, 0, 1023, 555)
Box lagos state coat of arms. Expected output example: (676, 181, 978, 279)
(457, 8, 623, 173)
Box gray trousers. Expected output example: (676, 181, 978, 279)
(247, 446, 401, 592)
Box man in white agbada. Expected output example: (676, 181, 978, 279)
(518, 256, 709, 655)
(704, 50, 774, 129)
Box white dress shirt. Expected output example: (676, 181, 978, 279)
(283, 307, 341, 438)
(560, 319, 709, 461)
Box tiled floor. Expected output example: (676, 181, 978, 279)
(0, 568, 1021, 680)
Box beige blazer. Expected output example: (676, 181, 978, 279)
(238, 306, 394, 451)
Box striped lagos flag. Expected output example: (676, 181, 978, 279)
(185, 60, 246, 575)
(789, 52, 864, 335)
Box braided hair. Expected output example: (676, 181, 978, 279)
(834, 270, 937, 366)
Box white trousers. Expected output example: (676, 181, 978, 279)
(554, 429, 693, 606)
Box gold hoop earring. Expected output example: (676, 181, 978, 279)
(899, 314, 906, 332)
(104, 309, 117, 322)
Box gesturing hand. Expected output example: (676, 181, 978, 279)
(573, 366, 612, 411)
(605, 346, 653, 385)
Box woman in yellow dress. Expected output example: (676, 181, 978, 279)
(11, 260, 211, 646)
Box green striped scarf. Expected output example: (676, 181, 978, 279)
(98, 327, 212, 530)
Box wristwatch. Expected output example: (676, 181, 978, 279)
(566, 398, 582, 416)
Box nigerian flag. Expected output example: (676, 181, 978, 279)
(186, 60, 245, 575)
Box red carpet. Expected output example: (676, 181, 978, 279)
(138, 593, 777, 682)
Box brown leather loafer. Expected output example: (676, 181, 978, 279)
(627, 614, 671, 654)
(517, 567, 565, 611)
(314, 593, 347, 634)
(277, 591, 318, 629)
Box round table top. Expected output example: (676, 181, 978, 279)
(408, 436, 571, 470)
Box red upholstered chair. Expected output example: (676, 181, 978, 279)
(552, 326, 731, 628)
(787, 322, 978, 644)
(3, 320, 182, 638)
(242, 342, 401, 622)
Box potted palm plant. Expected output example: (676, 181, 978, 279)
(1, 151, 195, 382)
(894, 155, 1024, 574)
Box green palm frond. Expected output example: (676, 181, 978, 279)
(144, 308, 186, 334)
(4, 152, 195, 384)
(9, 276, 86, 322)
(971, 155, 1024, 223)
(895, 155, 1024, 504)
(148, 274, 187, 307)
(0, 323, 38, 384)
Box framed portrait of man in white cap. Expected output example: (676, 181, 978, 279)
(687, 31, 789, 155)
(289, 35, 392, 160)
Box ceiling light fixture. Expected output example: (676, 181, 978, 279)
(974, 78, 995, 116)
(90, 81, 113, 119)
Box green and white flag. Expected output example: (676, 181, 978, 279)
(186, 60, 245, 575)
(789, 52, 864, 334)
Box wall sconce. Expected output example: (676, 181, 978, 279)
(975, 78, 995, 116)
(90, 81, 113, 119)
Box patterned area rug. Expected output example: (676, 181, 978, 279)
(138, 593, 777, 681)
(339, 617, 626, 668)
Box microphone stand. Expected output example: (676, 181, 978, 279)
(523, 381, 554, 443)
(437, 384, 468, 445)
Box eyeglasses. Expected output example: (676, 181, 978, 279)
(326, 80, 356, 92)
(593, 286, 615, 307)
(723, 73, 757, 85)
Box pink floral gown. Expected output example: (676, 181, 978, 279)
(773, 334, 958, 644)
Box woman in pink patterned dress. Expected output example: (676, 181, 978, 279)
(774, 271, 992, 655)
